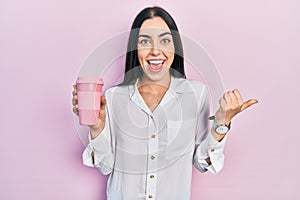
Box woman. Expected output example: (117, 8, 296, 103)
(72, 6, 258, 200)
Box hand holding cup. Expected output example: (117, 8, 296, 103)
(72, 77, 106, 139)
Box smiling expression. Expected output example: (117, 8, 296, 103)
(137, 17, 175, 83)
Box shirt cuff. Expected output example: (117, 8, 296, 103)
(88, 125, 112, 152)
(82, 125, 113, 169)
(206, 131, 228, 150)
(194, 131, 228, 174)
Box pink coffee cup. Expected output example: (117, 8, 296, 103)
(76, 77, 104, 125)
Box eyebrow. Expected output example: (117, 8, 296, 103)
(159, 32, 172, 37)
(138, 32, 172, 38)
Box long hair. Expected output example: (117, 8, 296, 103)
(120, 6, 186, 85)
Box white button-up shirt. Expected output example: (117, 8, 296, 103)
(83, 76, 227, 200)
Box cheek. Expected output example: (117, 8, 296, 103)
(166, 51, 175, 66)
(163, 45, 175, 62)
(137, 48, 149, 64)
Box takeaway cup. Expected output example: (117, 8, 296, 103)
(76, 77, 104, 125)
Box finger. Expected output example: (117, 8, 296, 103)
(229, 91, 238, 108)
(223, 92, 232, 106)
(72, 98, 77, 106)
(72, 90, 77, 96)
(241, 99, 259, 111)
(98, 96, 106, 120)
(233, 89, 243, 105)
(219, 98, 227, 111)
(73, 108, 79, 114)
(73, 106, 78, 113)
(100, 96, 106, 109)
(72, 94, 77, 101)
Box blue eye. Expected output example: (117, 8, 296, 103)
(140, 39, 151, 45)
(161, 38, 171, 44)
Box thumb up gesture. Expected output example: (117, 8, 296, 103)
(215, 89, 258, 125)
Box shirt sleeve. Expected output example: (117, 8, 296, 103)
(82, 95, 115, 175)
(193, 85, 227, 174)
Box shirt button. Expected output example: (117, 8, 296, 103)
(151, 155, 155, 160)
(148, 194, 153, 198)
(151, 134, 156, 138)
(150, 175, 154, 179)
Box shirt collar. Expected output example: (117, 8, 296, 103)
(128, 75, 196, 97)
(126, 76, 196, 115)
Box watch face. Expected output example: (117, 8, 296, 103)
(216, 125, 229, 134)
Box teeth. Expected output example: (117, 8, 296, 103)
(149, 60, 164, 65)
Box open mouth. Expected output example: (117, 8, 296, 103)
(147, 59, 165, 73)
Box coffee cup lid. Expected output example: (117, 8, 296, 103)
(76, 77, 104, 85)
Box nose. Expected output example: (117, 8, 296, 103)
(150, 42, 160, 56)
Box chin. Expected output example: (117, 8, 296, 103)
(142, 67, 170, 83)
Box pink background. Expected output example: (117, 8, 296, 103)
(1, 0, 299, 199)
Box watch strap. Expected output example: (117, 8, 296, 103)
(209, 116, 231, 133)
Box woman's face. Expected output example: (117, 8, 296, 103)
(137, 17, 175, 83)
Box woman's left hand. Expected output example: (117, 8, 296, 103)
(215, 89, 258, 125)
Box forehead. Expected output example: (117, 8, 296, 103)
(139, 17, 171, 35)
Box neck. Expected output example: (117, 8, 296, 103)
(138, 74, 171, 90)
(137, 75, 171, 111)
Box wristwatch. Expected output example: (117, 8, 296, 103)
(209, 116, 231, 134)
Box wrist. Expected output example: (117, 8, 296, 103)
(90, 127, 103, 140)
(209, 116, 231, 135)
(210, 114, 231, 126)
(211, 127, 226, 142)
(215, 118, 231, 126)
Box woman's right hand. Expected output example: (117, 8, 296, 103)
(72, 84, 107, 139)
